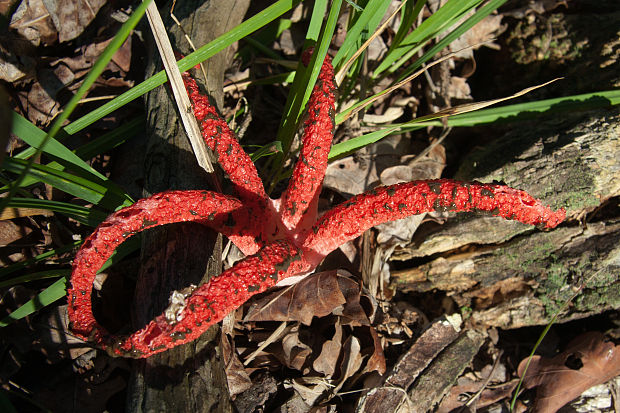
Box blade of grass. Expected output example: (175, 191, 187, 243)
(374, 0, 482, 76)
(0, 0, 152, 216)
(0, 241, 81, 279)
(63, 0, 299, 136)
(0, 236, 141, 327)
(74, 116, 144, 159)
(509, 268, 606, 411)
(3, 198, 108, 226)
(2, 158, 133, 210)
(269, 0, 342, 191)
(335, 0, 405, 86)
(249, 140, 283, 162)
(394, 0, 508, 81)
(389, 0, 426, 52)
(11, 112, 107, 181)
(0, 391, 18, 413)
(98, 234, 141, 273)
(329, 89, 620, 158)
(4, 118, 139, 202)
(415, 89, 620, 126)
(0, 270, 71, 289)
(332, 0, 393, 68)
(274, 0, 329, 149)
(329, 126, 402, 159)
(0, 276, 68, 327)
(337, 43, 478, 124)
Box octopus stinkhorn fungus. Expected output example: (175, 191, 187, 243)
(67, 49, 566, 358)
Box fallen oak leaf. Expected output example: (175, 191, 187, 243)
(313, 319, 343, 377)
(244, 270, 353, 326)
(518, 331, 620, 413)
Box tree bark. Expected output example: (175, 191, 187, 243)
(126, 1, 249, 411)
(390, 108, 620, 328)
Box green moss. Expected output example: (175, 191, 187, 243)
(496, 234, 617, 317)
(508, 13, 586, 65)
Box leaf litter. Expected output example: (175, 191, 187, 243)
(2, 0, 619, 412)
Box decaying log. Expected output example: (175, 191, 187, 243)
(391, 108, 620, 328)
(126, 1, 249, 412)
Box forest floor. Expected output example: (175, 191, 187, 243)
(1, 1, 619, 412)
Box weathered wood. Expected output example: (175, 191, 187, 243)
(356, 316, 461, 413)
(126, 1, 249, 411)
(391, 108, 620, 328)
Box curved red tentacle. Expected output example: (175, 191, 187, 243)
(279, 49, 337, 231)
(183, 73, 269, 204)
(302, 179, 566, 261)
(72, 237, 310, 358)
(68, 190, 260, 348)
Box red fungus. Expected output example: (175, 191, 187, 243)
(68, 50, 566, 358)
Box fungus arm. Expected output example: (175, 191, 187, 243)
(70, 236, 310, 358)
(68, 190, 261, 348)
(183, 73, 268, 204)
(302, 179, 566, 260)
(279, 50, 337, 230)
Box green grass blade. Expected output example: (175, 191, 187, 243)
(4, 198, 108, 226)
(45, 1, 151, 140)
(11, 112, 106, 180)
(8, 115, 141, 199)
(0, 390, 18, 413)
(2, 158, 132, 210)
(249, 140, 283, 161)
(0, 1, 151, 216)
(0, 234, 141, 327)
(333, 0, 392, 67)
(272, 0, 343, 186)
(389, 0, 426, 51)
(5, 117, 142, 196)
(0, 270, 71, 289)
(274, 0, 329, 150)
(0, 276, 68, 327)
(99, 234, 141, 273)
(63, 0, 298, 136)
(75, 116, 144, 160)
(330, 89, 620, 158)
(329, 126, 403, 159)
(374, 0, 482, 76)
(0, 241, 81, 279)
(414, 89, 620, 126)
(395, 0, 508, 81)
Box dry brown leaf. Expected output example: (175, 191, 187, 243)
(333, 335, 363, 393)
(324, 135, 410, 197)
(0, 220, 33, 246)
(221, 332, 252, 396)
(281, 325, 312, 371)
(437, 379, 518, 412)
(43, 0, 106, 43)
(0, 35, 37, 82)
(364, 327, 387, 375)
(313, 320, 343, 377)
(9, 0, 58, 46)
(19, 81, 60, 125)
(518, 331, 620, 413)
(287, 377, 331, 407)
(448, 14, 505, 58)
(35, 305, 92, 361)
(244, 270, 367, 326)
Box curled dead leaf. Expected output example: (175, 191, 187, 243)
(518, 331, 620, 413)
(244, 269, 367, 326)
